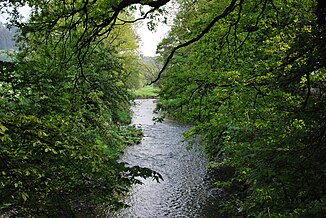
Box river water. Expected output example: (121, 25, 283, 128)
(110, 99, 221, 218)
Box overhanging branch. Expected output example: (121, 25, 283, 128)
(149, 0, 239, 85)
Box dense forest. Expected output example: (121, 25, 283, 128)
(157, 0, 325, 217)
(0, 0, 325, 217)
(0, 2, 161, 217)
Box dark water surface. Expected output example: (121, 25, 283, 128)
(110, 99, 220, 218)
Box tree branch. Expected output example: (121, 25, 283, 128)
(149, 0, 239, 85)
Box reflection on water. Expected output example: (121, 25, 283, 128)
(110, 99, 221, 218)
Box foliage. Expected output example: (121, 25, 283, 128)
(139, 56, 163, 87)
(157, 0, 326, 217)
(1, 0, 325, 216)
(0, 2, 162, 216)
(118, 125, 144, 145)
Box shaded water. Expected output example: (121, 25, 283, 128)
(111, 99, 220, 218)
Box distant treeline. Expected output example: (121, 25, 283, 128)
(0, 22, 16, 50)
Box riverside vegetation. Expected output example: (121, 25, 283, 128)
(133, 86, 160, 99)
(157, 0, 325, 217)
(0, 6, 159, 217)
(1, 0, 325, 217)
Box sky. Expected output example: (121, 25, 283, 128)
(133, 2, 176, 57)
(135, 21, 170, 57)
(0, 5, 30, 23)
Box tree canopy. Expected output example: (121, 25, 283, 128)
(0, 0, 325, 217)
(157, 0, 325, 217)
(0, 1, 162, 216)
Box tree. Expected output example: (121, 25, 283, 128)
(0, 3, 161, 216)
(157, 0, 325, 217)
(1, 0, 325, 216)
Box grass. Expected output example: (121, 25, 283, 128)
(133, 86, 160, 99)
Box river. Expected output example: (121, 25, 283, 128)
(110, 99, 221, 218)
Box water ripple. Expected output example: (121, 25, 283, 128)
(108, 99, 221, 218)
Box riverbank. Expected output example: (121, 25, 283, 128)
(132, 86, 160, 99)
